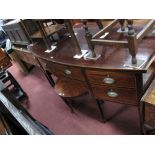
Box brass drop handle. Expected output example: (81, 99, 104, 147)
(64, 69, 71, 75)
(107, 89, 118, 98)
(103, 75, 115, 84)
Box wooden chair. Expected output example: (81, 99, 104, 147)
(82, 19, 155, 65)
(54, 78, 88, 113)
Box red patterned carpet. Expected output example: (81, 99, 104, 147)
(8, 65, 140, 135)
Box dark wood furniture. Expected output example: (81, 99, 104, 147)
(12, 45, 56, 86)
(54, 78, 88, 113)
(13, 46, 39, 67)
(9, 46, 38, 73)
(31, 23, 65, 39)
(27, 20, 155, 132)
(7, 19, 81, 73)
(0, 48, 12, 69)
(8, 47, 32, 73)
(3, 20, 155, 133)
(82, 19, 155, 65)
(37, 56, 105, 121)
(141, 78, 155, 134)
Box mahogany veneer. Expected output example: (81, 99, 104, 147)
(55, 78, 87, 98)
(86, 70, 136, 88)
(45, 61, 85, 82)
(13, 20, 155, 132)
(13, 47, 39, 67)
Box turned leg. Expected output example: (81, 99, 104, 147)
(95, 19, 104, 29)
(63, 98, 74, 113)
(81, 19, 96, 58)
(127, 33, 137, 64)
(96, 99, 105, 122)
(119, 19, 125, 31)
(127, 19, 135, 35)
(126, 20, 137, 64)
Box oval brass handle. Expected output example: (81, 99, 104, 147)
(103, 77, 115, 84)
(107, 90, 118, 98)
(64, 69, 71, 75)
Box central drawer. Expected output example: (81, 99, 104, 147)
(45, 61, 85, 81)
(86, 70, 136, 88)
(92, 85, 137, 105)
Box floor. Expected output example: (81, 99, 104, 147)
(8, 64, 140, 135)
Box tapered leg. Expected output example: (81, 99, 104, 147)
(96, 99, 105, 122)
(119, 19, 125, 31)
(63, 98, 74, 113)
(138, 103, 144, 134)
(45, 70, 55, 87)
(35, 57, 55, 87)
(81, 19, 97, 58)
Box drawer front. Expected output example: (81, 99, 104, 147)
(15, 50, 38, 66)
(86, 70, 135, 88)
(144, 103, 155, 127)
(25, 54, 38, 66)
(92, 85, 137, 105)
(15, 50, 25, 60)
(45, 61, 85, 81)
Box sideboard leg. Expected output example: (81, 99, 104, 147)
(138, 104, 144, 134)
(96, 99, 105, 123)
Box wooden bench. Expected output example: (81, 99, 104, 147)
(141, 78, 155, 134)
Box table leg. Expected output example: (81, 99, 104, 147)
(138, 103, 144, 134)
(96, 99, 105, 123)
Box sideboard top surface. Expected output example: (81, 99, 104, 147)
(27, 20, 155, 73)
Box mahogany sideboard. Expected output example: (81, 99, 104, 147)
(12, 20, 155, 133)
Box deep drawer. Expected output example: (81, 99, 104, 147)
(15, 50, 38, 66)
(86, 70, 136, 88)
(92, 85, 138, 105)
